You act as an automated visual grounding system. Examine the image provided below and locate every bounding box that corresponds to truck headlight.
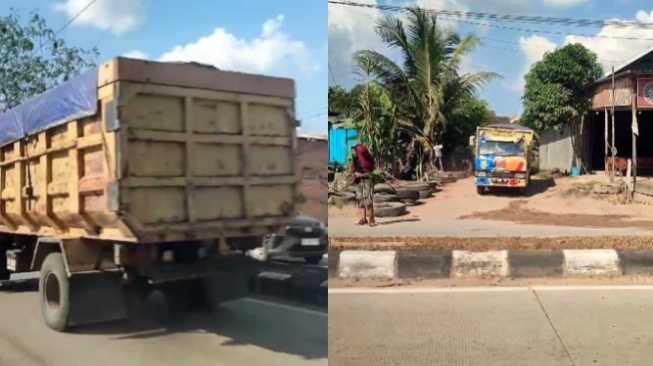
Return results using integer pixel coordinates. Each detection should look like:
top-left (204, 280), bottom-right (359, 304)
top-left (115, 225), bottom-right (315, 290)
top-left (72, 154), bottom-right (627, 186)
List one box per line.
top-left (476, 172), bottom-right (486, 177)
top-left (514, 173), bottom-right (525, 179)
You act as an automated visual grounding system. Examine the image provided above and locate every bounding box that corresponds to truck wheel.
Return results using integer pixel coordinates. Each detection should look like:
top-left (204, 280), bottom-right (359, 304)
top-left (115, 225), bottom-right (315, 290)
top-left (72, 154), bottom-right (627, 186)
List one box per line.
top-left (476, 186), bottom-right (486, 195)
top-left (39, 252), bottom-right (70, 332)
top-left (304, 255), bottom-right (324, 265)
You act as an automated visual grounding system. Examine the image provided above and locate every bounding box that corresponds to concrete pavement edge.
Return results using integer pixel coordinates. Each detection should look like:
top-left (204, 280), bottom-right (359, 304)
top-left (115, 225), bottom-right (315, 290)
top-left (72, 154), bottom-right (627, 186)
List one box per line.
top-left (328, 249), bottom-right (653, 279)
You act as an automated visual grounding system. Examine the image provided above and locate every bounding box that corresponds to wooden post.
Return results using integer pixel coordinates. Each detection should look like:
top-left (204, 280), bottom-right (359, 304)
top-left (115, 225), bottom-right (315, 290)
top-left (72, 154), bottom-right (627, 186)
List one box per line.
top-left (610, 67), bottom-right (616, 182)
top-left (632, 76), bottom-right (638, 193)
top-left (604, 107), bottom-right (608, 172)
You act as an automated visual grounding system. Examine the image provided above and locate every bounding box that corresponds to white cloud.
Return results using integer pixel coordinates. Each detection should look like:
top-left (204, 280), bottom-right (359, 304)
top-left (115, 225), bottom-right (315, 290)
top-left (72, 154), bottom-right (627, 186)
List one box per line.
top-left (510, 35), bottom-right (558, 92)
top-left (520, 35), bottom-right (558, 66)
top-left (123, 50), bottom-right (148, 59)
top-left (542, 0), bottom-right (588, 7)
top-left (328, 0), bottom-right (533, 87)
top-left (159, 15), bottom-right (319, 76)
top-left (52, 0), bottom-right (145, 36)
top-left (513, 9), bottom-right (653, 94)
top-left (565, 11), bottom-right (653, 73)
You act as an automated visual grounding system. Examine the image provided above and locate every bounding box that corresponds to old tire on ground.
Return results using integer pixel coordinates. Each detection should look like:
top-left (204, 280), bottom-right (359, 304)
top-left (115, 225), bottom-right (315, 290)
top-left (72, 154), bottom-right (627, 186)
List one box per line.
top-left (418, 189), bottom-right (433, 199)
top-left (426, 181), bottom-right (439, 190)
top-left (304, 255), bottom-right (324, 265)
top-left (375, 202), bottom-right (407, 217)
top-left (40, 252), bottom-right (71, 332)
top-left (373, 183), bottom-right (395, 194)
top-left (331, 192), bottom-right (356, 206)
top-left (400, 199), bottom-right (417, 206)
top-left (452, 171), bottom-right (468, 179)
top-left (395, 189), bottom-right (419, 200)
top-left (373, 193), bottom-right (399, 203)
top-left (404, 182), bottom-right (431, 192)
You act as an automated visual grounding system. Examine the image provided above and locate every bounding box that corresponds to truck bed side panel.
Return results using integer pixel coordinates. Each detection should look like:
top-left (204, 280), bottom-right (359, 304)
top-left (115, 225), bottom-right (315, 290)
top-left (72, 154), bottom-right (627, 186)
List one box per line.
top-left (0, 58), bottom-right (300, 242)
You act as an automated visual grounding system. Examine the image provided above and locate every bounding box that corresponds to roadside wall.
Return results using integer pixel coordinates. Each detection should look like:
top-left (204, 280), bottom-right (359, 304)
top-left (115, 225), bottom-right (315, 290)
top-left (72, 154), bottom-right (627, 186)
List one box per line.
top-left (297, 135), bottom-right (328, 223)
top-left (539, 126), bottom-right (575, 172)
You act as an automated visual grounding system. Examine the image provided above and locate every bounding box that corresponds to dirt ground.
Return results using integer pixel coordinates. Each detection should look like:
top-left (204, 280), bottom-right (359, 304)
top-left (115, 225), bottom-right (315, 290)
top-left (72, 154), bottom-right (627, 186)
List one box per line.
top-left (328, 174), bottom-right (653, 228)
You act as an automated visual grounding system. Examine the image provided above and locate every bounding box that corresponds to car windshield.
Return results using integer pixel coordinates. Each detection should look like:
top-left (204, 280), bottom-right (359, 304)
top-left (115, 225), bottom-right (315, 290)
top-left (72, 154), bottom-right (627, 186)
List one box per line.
top-left (478, 140), bottom-right (525, 156)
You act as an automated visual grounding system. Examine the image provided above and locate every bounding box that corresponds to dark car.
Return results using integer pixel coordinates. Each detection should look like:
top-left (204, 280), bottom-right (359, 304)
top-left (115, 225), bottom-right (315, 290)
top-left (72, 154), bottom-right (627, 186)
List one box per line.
top-left (256, 215), bottom-right (327, 265)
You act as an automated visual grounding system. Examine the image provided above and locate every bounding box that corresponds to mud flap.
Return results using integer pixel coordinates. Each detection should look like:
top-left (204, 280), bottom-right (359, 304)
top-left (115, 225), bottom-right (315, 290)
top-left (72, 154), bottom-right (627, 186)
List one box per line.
top-left (67, 273), bottom-right (128, 327)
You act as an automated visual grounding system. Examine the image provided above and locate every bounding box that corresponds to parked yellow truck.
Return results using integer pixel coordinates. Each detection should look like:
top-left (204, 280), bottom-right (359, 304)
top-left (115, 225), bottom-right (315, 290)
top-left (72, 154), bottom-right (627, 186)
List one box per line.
top-left (0, 58), bottom-right (301, 331)
top-left (469, 124), bottom-right (535, 195)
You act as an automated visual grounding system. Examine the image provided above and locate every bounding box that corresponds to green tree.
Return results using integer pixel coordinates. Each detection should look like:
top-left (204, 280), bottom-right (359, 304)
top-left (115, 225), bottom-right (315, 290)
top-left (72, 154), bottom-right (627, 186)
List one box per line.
top-left (353, 7), bottom-right (500, 171)
top-left (442, 98), bottom-right (493, 154)
top-left (521, 43), bottom-right (603, 133)
top-left (0, 9), bottom-right (99, 111)
top-left (336, 54), bottom-right (397, 172)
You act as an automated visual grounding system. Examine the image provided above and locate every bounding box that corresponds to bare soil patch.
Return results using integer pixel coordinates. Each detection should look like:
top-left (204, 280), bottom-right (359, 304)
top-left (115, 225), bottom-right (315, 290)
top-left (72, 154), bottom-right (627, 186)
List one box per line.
top-left (328, 236), bottom-right (653, 250)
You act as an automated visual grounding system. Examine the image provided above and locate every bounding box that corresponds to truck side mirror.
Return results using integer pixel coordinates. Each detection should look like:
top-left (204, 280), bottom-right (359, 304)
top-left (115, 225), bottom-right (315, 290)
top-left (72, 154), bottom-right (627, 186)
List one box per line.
top-left (469, 136), bottom-right (475, 146)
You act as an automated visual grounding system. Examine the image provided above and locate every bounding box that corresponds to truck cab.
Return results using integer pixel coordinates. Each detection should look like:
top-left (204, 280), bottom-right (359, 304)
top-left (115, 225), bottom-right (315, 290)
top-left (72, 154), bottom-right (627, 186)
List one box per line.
top-left (470, 124), bottom-right (534, 195)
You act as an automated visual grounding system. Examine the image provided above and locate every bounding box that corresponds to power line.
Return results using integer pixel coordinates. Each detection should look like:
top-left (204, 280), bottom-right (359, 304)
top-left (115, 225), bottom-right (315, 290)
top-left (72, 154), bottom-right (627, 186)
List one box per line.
top-left (441, 16), bottom-right (653, 42)
top-left (328, 63), bottom-right (338, 85)
top-left (30, 0), bottom-right (99, 56)
top-left (329, 1), bottom-right (653, 41)
top-left (328, 4), bottom-right (653, 64)
top-left (328, 0), bottom-right (653, 29)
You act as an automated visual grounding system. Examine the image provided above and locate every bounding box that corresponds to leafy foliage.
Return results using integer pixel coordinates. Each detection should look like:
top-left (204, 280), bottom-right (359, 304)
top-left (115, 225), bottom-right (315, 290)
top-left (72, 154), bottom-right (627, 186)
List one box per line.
top-left (521, 43), bottom-right (603, 132)
top-left (0, 9), bottom-right (99, 111)
top-left (351, 7), bottom-right (500, 171)
top-left (441, 98), bottom-right (494, 153)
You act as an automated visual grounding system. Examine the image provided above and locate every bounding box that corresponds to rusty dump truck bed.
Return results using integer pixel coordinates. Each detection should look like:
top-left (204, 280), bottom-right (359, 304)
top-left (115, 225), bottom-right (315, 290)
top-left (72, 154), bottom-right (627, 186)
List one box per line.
top-left (0, 58), bottom-right (300, 242)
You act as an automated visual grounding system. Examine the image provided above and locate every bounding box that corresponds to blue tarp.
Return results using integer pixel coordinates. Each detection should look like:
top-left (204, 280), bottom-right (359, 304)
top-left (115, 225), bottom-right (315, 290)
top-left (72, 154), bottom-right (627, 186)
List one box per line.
top-left (0, 68), bottom-right (99, 147)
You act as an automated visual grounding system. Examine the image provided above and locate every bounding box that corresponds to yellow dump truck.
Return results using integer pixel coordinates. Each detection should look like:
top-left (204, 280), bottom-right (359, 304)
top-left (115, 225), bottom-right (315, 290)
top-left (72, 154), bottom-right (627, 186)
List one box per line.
top-left (0, 58), bottom-right (300, 331)
top-left (470, 124), bottom-right (535, 195)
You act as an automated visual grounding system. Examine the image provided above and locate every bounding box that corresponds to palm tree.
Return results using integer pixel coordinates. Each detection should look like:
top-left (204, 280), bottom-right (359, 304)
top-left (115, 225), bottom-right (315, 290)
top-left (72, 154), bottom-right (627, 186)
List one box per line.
top-left (354, 7), bottom-right (501, 172)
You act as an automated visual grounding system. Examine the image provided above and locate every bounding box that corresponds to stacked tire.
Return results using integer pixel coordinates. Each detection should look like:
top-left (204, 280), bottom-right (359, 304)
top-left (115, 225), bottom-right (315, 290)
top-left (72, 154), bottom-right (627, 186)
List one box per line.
top-left (369, 182), bottom-right (435, 215)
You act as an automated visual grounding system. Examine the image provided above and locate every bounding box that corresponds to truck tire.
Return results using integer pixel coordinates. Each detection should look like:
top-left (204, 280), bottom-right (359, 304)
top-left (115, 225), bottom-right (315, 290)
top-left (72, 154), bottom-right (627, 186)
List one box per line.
top-left (418, 189), bottom-right (433, 199)
top-left (39, 252), bottom-right (71, 332)
top-left (395, 189), bottom-right (419, 200)
top-left (404, 182), bottom-right (431, 192)
top-left (373, 193), bottom-right (398, 203)
top-left (375, 202), bottom-right (407, 217)
top-left (477, 186), bottom-right (486, 195)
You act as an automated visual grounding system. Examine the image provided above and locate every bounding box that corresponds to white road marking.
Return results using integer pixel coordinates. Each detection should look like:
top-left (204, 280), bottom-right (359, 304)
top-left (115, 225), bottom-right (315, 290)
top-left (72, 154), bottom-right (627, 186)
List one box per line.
top-left (240, 297), bottom-right (327, 317)
top-left (328, 285), bottom-right (653, 294)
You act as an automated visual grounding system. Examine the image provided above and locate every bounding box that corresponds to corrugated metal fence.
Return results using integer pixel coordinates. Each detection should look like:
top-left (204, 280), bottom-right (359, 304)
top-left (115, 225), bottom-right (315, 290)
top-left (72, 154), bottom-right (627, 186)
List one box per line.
top-left (329, 128), bottom-right (358, 164)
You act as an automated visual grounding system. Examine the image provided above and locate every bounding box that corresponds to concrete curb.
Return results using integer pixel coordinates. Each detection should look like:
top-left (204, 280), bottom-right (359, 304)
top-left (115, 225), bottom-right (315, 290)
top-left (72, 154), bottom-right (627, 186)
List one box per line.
top-left (328, 249), bottom-right (653, 279)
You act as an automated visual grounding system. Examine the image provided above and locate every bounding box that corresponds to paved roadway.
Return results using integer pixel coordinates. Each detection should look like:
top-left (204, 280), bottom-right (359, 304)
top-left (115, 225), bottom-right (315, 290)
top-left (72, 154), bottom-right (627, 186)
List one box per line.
top-left (0, 276), bottom-right (327, 366)
top-left (328, 218), bottom-right (653, 237)
top-left (329, 286), bottom-right (653, 366)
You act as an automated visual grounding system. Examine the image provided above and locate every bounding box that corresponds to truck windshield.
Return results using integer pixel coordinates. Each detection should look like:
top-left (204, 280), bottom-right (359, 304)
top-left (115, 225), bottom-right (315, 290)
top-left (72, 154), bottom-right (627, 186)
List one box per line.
top-left (478, 140), bottom-right (525, 156)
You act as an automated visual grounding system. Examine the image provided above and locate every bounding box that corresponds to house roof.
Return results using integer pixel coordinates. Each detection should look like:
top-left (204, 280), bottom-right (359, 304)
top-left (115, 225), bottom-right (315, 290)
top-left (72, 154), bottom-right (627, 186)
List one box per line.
top-left (600, 44), bottom-right (653, 79)
top-left (298, 133), bottom-right (327, 141)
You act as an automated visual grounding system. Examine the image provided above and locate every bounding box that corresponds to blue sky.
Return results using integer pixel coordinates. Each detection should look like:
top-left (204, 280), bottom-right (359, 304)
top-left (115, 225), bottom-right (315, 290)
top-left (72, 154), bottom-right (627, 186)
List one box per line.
top-left (3, 0), bottom-right (327, 133)
top-left (328, 0), bottom-right (653, 117)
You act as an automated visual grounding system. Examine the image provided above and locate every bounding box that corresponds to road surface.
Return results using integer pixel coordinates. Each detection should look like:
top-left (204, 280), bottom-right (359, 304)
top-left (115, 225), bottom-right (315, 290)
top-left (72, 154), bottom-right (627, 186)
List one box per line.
top-left (0, 282), bottom-right (327, 366)
top-left (329, 286), bottom-right (653, 365)
top-left (328, 218), bottom-right (653, 237)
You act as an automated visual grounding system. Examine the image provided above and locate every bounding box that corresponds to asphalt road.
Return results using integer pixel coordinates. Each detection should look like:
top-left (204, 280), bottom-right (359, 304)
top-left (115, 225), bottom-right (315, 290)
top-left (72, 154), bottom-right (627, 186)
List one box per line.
top-left (329, 287), bottom-right (653, 366)
top-left (0, 282), bottom-right (327, 366)
top-left (328, 218), bottom-right (653, 237)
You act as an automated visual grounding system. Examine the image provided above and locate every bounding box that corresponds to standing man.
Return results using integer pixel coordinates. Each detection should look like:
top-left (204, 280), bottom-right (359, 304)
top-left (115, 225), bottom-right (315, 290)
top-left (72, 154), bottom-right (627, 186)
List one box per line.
top-left (351, 144), bottom-right (376, 226)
